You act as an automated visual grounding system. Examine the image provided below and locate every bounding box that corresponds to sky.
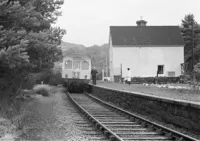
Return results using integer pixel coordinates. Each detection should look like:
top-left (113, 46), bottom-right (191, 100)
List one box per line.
top-left (55, 0), bottom-right (200, 47)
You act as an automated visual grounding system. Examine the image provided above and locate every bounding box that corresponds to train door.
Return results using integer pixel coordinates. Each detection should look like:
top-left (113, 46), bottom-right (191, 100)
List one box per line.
top-left (73, 60), bottom-right (81, 78)
top-left (81, 60), bottom-right (90, 79)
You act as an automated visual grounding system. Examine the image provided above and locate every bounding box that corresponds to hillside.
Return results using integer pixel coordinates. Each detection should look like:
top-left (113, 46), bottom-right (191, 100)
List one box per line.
top-left (61, 41), bottom-right (109, 78)
top-left (61, 41), bottom-right (86, 54)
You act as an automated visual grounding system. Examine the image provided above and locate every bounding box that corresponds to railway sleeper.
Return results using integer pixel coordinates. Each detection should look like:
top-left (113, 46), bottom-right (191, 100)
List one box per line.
top-left (86, 136), bottom-right (108, 140)
top-left (105, 125), bottom-right (143, 128)
top-left (97, 119), bottom-right (131, 122)
top-left (122, 136), bottom-right (172, 140)
top-left (88, 137), bottom-right (109, 141)
top-left (102, 122), bottom-right (139, 126)
top-left (111, 128), bottom-right (148, 132)
top-left (70, 93), bottom-right (199, 141)
top-left (117, 133), bottom-right (163, 138)
top-left (93, 116), bottom-right (125, 119)
top-left (82, 131), bottom-right (102, 134)
top-left (87, 111), bottom-right (118, 113)
top-left (114, 131), bottom-right (157, 135)
top-left (77, 125), bottom-right (94, 128)
top-left (92, 114), bottom-right (122, 117)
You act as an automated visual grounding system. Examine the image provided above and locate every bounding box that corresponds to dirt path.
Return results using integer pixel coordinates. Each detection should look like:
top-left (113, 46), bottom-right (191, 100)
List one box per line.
top-left (19, 87), bottom-right (88, 141)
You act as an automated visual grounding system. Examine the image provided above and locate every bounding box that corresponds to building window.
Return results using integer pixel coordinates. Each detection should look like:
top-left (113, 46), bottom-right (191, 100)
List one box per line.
top-left (65, 60), bottom-right (72, 69)
top-left (157, 65), bottom-right (164, 74)
top-left (168, 71), bottom-right (175, 77)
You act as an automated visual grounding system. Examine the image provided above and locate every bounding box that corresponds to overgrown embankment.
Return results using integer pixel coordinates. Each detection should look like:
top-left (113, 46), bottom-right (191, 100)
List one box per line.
top-left (19, 85), bottom-right (88, 141)
top-left (1, 85), bottom-right (90, 140)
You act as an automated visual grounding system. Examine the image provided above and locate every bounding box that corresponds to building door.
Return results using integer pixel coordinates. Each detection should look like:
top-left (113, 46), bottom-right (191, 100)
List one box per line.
top-left (157, 65), bottom-right (164, 76)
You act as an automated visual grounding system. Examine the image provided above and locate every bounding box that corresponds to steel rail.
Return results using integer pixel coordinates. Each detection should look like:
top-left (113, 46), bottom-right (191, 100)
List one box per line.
top-left (67, 92), bottom-right (124, 141)
top-left (85, 92), bottom-right (200, 141)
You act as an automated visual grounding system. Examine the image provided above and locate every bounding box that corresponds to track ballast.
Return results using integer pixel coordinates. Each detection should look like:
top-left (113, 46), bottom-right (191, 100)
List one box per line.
top-left (67, 95), bottom-right (109, 141)
top-left (68, 93), bottom-right (199, 141)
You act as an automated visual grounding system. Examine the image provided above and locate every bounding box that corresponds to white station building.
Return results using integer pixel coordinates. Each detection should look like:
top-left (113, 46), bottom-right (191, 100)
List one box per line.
top-left (109, 20), bottom-right (184, 81)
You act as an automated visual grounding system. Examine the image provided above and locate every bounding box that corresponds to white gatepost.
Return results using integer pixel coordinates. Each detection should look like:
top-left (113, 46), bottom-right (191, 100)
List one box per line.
top-left (102, 69), bottom-right (104, 81)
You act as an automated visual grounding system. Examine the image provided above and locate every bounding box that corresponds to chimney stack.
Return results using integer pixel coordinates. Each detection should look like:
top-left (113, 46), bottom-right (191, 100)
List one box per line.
top-left (136, 19), bottom-right (147, 26)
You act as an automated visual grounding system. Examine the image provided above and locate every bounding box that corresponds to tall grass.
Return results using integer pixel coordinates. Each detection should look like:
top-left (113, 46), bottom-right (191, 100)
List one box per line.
top-left (0, 84), bottom-right (55, 138)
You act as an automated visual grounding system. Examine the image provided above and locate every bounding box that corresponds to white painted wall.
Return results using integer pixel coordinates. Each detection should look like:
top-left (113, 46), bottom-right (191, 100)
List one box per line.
top-left (111, 46), bottom-right (184, 78)
top-left (109, 35), bottom-right (114, 81)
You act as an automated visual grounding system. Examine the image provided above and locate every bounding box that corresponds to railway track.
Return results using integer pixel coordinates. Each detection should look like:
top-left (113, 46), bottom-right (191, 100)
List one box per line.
top-left (68, 92), bottom-right (199, 141)
top-left (66, 96), bottom-right (109, 141)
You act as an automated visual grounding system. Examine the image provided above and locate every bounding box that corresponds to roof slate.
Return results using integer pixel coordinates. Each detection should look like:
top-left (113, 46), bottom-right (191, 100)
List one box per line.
top-left (110, 26), bottom-right (184, 46)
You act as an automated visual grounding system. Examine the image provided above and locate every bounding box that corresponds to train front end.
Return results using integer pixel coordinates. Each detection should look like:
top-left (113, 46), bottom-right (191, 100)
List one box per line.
top-left (62, 54), bottom-right (91, 93)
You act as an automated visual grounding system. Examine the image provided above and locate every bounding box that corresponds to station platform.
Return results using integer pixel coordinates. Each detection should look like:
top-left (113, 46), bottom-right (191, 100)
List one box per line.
top-left (96, 81), bottom-right (200, 102)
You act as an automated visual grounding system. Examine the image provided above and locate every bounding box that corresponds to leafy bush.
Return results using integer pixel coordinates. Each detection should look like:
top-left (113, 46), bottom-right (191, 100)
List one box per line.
top-left (114, 75), bottom-right (181, 84)
top-left (49, 72), bottom-right (64, 86)
top-left (22, 78), bottom-right (36, 89)
top-left (33, 85), bottom-right (50, 97)
top-left (131, 77), bottom-right (180, 84)
top-left (34, 69), bottom-right (64, 86)
top-left (11, 111), bottom-right (32, 130)
top-left (22, 73), bottom-right (42, 90)
top-left (114, 75), bottom-right (122, 83)
top-left (194, 63), bottom-right (200, 82)
top-left (36, 88), bottom-right (49, 96)
top-left (4, 97), bottom-right (32, 130)
top-left (35, 71), bottom-right (51, 84)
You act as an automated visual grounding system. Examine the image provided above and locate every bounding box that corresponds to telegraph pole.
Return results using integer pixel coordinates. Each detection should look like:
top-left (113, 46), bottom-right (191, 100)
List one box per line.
top-left (192, 19), bottom-right (194, 73)
top-left (191, 18), bottom-right (195, 88)
top-left (102, 62), bottom-right (104, 81)
top-left (105, 55), bottom-right (107, 78)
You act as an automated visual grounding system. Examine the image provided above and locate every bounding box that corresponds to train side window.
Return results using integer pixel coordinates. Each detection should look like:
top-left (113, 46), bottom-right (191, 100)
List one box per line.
top-left (65, 60), bottom-right (72, 69)
top-left (82, 61), bottom-right (89, 70)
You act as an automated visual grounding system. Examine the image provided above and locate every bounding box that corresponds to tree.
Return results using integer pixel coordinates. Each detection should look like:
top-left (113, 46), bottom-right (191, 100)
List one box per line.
top-left (25, 27), bottom-right (65, 72)
top-left (181, 14), bottom-right (200, 73)
top-left (0, 0), bottom-right (65, 112)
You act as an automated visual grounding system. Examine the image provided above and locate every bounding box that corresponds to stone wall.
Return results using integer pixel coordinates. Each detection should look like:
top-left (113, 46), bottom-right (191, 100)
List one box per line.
top-left (89, 85), bottom-right (200, 132)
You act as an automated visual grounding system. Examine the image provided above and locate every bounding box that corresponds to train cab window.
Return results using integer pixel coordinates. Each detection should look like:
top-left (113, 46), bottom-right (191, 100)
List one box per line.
top-left (82, 61), bottom-right (89, 70)
top-left (65, 60), bottom-right (72, 69)
top-left (73, 61), bottom-right (80, 70)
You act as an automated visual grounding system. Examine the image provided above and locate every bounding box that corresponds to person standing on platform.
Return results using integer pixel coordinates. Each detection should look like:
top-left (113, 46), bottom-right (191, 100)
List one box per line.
top-left (91, 66), bottom-right (98, 85)
top-left (127, 68), bottom-right (131, 85)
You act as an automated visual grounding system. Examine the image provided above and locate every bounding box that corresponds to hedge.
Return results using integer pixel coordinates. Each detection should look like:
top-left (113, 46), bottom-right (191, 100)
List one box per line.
top-left (114, 75), bottom-right (181, 84)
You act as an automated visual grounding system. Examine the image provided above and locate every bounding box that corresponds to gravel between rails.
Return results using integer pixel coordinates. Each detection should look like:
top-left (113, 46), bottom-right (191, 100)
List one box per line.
top-left (18, 87), bottom-right (90, 141)
top-left (96, 82), bottom-right (200, 139)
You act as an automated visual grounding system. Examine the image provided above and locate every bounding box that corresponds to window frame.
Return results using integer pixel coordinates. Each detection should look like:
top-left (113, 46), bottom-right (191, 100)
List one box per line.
top-left (81, 60), bottom-right (89, 70)
top-left (168, 71), bottom-right (175, 77)
top-left (64, 60), bottom-right (72, 69)
top-left (157, 65), bottom-right (164, 74)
